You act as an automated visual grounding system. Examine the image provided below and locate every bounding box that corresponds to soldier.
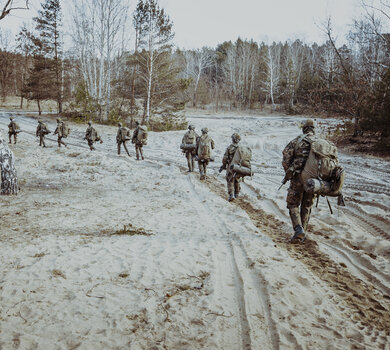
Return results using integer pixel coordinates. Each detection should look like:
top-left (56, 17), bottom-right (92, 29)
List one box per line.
top-left (54, 118), bottom-right (67, 148)
top-left (220, 133), bottom-right (242, 201)
top-left (8, 117), bottom-right (20, 144)
top-left (116, 122), bottom-right (131, 156)
top-left (84, 121), bottom-right (103, 151)
top-left (132, 121), bottom-right (147, 160)
top-left (36, 119), bottom-right (50, 147)
top-left (282, 119), bottom-right (317, 243)
top-left (196, 127), bottom-right (215, 180)
top-left (181, 124), bottom-right (199, 172)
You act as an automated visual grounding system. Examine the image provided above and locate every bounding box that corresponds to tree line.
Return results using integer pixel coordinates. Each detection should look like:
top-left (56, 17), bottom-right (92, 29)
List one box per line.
top-left (0, 0), bottom-right (390, 149)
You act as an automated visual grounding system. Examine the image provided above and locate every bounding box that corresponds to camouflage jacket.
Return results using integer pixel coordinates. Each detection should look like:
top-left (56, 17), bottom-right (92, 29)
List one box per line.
top-left (282, 131), bottom-right (315, 174)
top-left (85, 126), bottom-right (98, 142)
top-left (36, 123), bottom-right (49, 136)
top-left (54, 122), bottom-right (63, 137)
top-left (8, 121), bottom-right (18, 133)
top-left (117, 127), bottom-right (130, 143)
top-left (222, 143), bottom-right (239, 169)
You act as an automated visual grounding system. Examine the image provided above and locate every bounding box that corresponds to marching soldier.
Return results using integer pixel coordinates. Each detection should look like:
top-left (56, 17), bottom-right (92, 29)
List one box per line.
top-left (36, 119), bottom-right (50, 147)
top-left (117, 122), bottom-right (131, 156)
top-left (8, 117), bottom-right (20, 144)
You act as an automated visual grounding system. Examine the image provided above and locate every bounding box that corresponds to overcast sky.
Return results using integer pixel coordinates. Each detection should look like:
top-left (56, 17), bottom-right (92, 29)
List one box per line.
top-left (0, 0), bottom-right (362, 49)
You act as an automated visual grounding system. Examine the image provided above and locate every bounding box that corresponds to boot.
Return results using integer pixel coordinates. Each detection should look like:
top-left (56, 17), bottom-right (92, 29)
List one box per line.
top-left (228, 194), bottom-right (235, 202)
top-left (234, 191), bottom-right (239, 199)
top-left (290, 225), bottom-right (306, 243)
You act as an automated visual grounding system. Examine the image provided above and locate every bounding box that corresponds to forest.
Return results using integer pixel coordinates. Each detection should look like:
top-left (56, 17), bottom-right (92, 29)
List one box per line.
top-left (1, 0), bottom-right (390, 151)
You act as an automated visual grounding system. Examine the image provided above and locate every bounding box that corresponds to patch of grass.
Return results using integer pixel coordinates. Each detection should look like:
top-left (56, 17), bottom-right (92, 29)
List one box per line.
top-left (32, 252), bottom-right (45, 258)
top-left (52, 269), bottom-right (66, 279)
top-left (118, 272), bottom-right (129, 278)
top-left (68, 152), bottom-right (81, 158)
top-left (108, 224), bottom-right (152, 236)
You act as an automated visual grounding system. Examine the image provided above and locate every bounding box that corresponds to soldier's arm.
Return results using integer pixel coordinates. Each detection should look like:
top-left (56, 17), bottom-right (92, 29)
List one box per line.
top-left (211, 139), bottom-right (215, 149)
top-left (282, 139), bottom-right (296, 172)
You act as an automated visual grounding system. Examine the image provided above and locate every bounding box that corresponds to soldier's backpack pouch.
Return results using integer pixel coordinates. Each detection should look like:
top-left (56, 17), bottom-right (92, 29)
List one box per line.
top-left (62, 122), bottom-right (70, 138)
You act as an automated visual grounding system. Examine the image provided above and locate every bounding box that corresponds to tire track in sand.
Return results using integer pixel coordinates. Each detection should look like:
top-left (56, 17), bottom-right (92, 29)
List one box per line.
top-left (205, 180), bottom-right (390, 337)
top-left (186, 174), bottom-right (279, 350)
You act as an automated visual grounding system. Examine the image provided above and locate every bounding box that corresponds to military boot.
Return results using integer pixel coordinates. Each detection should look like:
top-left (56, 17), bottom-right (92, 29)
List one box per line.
top-left (290, 225), bottom-right (306, 243)
top-left (228, 193), bottom-right (235, 202)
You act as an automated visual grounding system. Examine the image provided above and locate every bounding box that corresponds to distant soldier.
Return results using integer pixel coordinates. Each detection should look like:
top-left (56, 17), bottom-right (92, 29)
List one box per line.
top-left (36, 119), bottom-right (51, 147)
top-left (282, 119), bottom-right (317, 243)
top-left (181, 124), bottom-right (199, 172)
top-left (196, 127), bottom-right (215, 180)
top-left (8, 117), bottom-right (20, 144)
top-left (54, 118), bottom-right (68, 148)
top-left (116, 122), bottom-right (131, 156)
top-left (132, 121), bottom-right (148, 160)
top-left (220, 133), bottom-right (242, 201)
top-left (84, 121), bottom-right (103, 151)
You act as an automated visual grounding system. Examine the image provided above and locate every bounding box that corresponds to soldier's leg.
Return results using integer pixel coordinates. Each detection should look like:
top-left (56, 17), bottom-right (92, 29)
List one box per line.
top-left (88, 140), bottom-right (94, 150)
top-left (39, 135), bottom-right (43, 146)
top-left (300, 192), bottom-right (315, 231)
top-left (199, 161), bottom-right (204, 179)
top-left (204, 160), bottom-right (209, 177)
top-left (42, 136), bottom-right (46, 147)
top-left (140, 145), bottom-right (144, 160)
top-left (117, 142), bottom-right (121, 155)
top-left (135, 145), bottom-right (140, 160)
top-left (191, 153), bottom-right (195, 172)
top-left (14, 133), bottom-right (17, 144)
top-left (186, 152), bottom-right (192, 171)
top-left (286, 178), bottom-right (304, 233)
top-left (57, 136), bottom-right (61, 147)
top-left (8, 132), bottom-right (12, 144)
top-left (123, 142), bottom-right (131, 157)
top-left (234, 178), bottom-right (241, 197)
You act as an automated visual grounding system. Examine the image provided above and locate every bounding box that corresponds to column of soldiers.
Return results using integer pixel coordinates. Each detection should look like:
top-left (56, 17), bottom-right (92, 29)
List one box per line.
top-left (7, 115), bottom-right (342, 244)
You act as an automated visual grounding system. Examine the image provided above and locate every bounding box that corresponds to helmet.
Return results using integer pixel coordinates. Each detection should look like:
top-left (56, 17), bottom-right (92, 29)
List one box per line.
top-left (231, 133), bottom-right (241, 143)
top-left (201, 127), bottom-right (208, 134)
top-left (188, 124), bottom-right (195, 130)
top-left (10, 116), bottom-right (14, 120)
top-left (135, 121), bottom-right (140, 126)
top-left (38, 119), bottom-right (42, 123)
top-left (87, 121), bottom-right (92, 125)
top-left (302, 119), bottom-right (315, 130)
top-left (56, 118), bottom-right (62, 122)
top-left (118, 122), bottom-right (122, 127)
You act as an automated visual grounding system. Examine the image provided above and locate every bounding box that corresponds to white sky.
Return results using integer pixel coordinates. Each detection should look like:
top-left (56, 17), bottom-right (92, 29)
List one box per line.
top-left (0, 0), bottom-right (362, 49)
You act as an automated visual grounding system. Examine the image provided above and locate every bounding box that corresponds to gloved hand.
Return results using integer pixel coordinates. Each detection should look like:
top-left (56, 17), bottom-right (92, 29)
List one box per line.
top-left (100, 140), bottom-right (103, 144)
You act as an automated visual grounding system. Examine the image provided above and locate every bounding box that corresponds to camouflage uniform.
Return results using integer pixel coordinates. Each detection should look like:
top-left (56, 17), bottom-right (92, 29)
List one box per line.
top-left (36, 120), bottom-right (50, 147)
top-left (282, 119), bottom-right (316, 242)
top-left (84, 122), bottom-right (102, 151)
top-left (117, 123), bottom-right (131, 157)
top-left (181, 125), bottom-right (199, 172)
top-left (132, 122), bottom-right (144, 160)
top-left (8, 117), bottom-right (19, 144)
top-left (197, 128), bottom-right (215, 180)
top-left (221, 133), bottom-right (241, 201)
top-left (54, 118), bottom-right (67, 148)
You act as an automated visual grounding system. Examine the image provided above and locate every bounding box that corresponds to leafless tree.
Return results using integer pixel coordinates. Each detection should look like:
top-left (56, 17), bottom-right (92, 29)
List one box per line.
top-left (263, 43), bottom-right (281, 107)
top-left (0, 0), bottom-right (29, 20)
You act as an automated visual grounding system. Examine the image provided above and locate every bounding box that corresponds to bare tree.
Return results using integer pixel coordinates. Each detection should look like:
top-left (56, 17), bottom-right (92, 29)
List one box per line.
top-left (0, 0), bottom-right (29, 20)
top-left (263, 43), bottom-right (281, 107)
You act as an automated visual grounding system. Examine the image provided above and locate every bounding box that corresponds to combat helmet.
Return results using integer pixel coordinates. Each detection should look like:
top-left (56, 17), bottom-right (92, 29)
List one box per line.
top-left (87, 120), bottom-right (92, 126)
top-left (188, 124), bottom-right (195, 130)
top-left (56, 117), bottom-right (62, 122)
top-left (118, 122), bottom-right (122, 127)
top-left (10, 116), bottom-right (14, 120)
top-left (231, 133), bottom-right (241, 143)
top-left (302, 118), bottom-right (315, 132)
top-left (201, 127), bottom-right (208, 134)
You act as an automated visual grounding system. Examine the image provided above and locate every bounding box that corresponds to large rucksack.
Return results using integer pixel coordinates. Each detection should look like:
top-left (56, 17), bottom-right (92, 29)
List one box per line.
top-left (230, 146), bottom-right (253, 177)
top-left (197, 135), bottom-right (211, 160)
top-left (300, 137), bottom-right (345, 196)
top-left (137, 125), bottom-right (148, 145)
top-left (62, 122), bottom-right (70, 138)
top-left (120, 127), bottom-right (131, 142)
top-left (183, 130), bottom-right (196, 144)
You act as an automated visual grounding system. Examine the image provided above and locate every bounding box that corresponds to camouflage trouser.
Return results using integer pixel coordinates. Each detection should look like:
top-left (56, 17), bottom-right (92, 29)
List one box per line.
top-left (8, 132), bottom-right (17, 144)
top-left (185, 151), bottom-right (195, 172)
top-left (57, 136), bottom-right (66, 148)
top-left (39, 135), bottom-right (46, 147)
top-left (198, 159), bottom-right (209, 178)
top-left (118, 141), bottom-right (130, 156)
top-left (286, 175), bottom-right (315, 231)
top-left (135, 143), bottom-right (144, 160)
top-left (226, 170), bottom-right (241, 195)
top-left (87, 139), bottom-right (95, 151)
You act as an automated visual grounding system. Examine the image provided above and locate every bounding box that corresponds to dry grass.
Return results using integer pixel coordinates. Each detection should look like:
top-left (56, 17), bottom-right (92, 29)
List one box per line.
top-left (108, 224), bottom-right (152, 237)
top-left (52, 269), bottom-right (66, 279)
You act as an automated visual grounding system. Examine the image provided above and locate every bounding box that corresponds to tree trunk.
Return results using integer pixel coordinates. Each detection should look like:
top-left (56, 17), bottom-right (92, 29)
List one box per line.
top-left (20, 96), bottom-right (23, 109)
top-left (0, 137), bottom-right (18, 195)
top-left (37, 100), bottom-right (41, 115)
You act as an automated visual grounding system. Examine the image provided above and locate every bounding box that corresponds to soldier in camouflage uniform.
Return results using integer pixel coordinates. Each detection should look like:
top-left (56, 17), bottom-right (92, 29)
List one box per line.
top-left (196, 127), bottom-right (215, 180)
top-left (54, 118), bottom-right (67, 148)
top-left (282, 119), bottom-right (316, 243)
top-left (181, 124), bottom-right (199, 172)
top-left (117, 122), bottom-right (131, 157)
top-left (36, 119), bottom-right (50, 147)
top-left (8, 117), bottom-right (19, 144)
top-left (220, 133), bottom-right (241, 201)
top-left (84, 121), bottom-right (103, 151)
top-left (132, 121), bottom-right (144, 160)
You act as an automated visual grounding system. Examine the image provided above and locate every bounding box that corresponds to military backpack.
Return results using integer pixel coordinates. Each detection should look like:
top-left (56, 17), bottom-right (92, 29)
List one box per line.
top-left (62, 122), bottom-right (70, 138)
top-left (137, 125), bottom-right (148, 145)
top-left (197, 135), bottom-right (212, 160)
top-left (230, 146), bottom-right (253, 177)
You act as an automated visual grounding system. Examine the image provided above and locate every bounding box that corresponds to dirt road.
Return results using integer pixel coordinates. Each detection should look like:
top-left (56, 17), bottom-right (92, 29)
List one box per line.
top-left (0, 111), bottom-right (389, 349)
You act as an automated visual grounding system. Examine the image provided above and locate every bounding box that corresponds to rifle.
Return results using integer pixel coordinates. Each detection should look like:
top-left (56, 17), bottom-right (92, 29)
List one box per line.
top-left (278, 169), bottom-right (294, 190)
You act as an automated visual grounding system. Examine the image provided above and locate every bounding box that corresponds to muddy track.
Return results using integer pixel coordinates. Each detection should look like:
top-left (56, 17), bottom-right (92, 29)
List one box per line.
top-left (205, 180), bottom-right (390, 336)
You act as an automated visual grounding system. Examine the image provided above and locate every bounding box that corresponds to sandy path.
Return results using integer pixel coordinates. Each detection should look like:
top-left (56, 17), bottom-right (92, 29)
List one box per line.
top-left (0, 111), bottom-right (389, 349)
